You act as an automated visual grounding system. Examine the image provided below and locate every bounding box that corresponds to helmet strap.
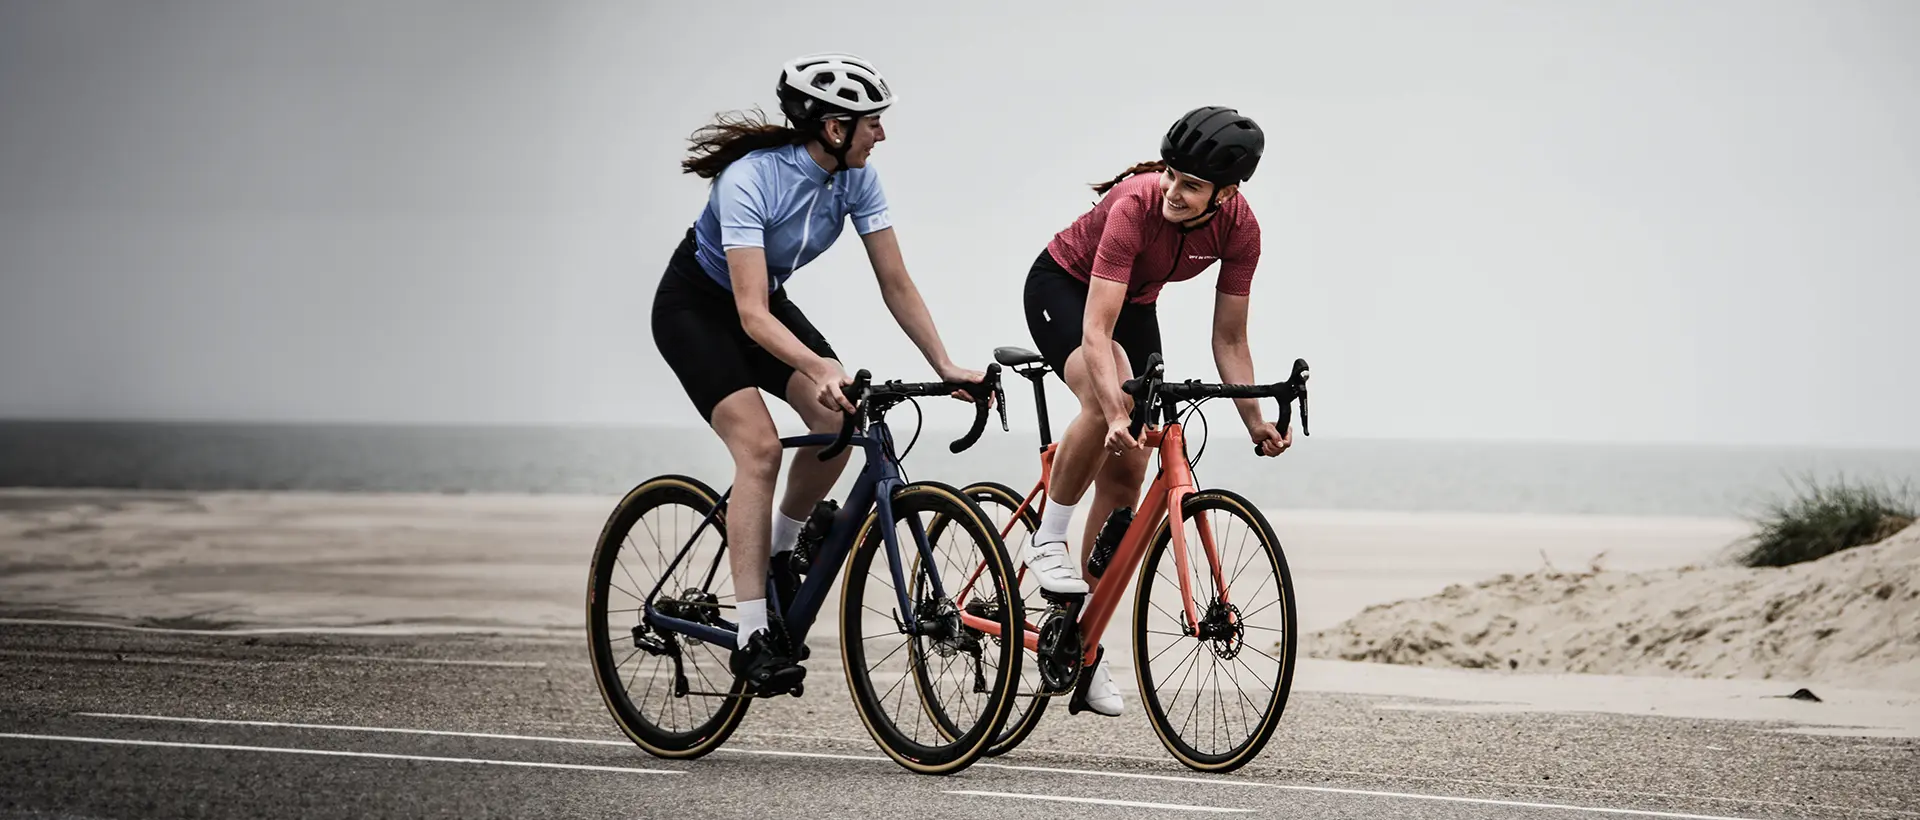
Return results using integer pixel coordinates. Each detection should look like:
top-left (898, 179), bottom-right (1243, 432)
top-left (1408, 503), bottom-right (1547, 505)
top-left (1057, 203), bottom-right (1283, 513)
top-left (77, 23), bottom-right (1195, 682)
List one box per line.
top-left (815, 116), bottom-right (854, 179)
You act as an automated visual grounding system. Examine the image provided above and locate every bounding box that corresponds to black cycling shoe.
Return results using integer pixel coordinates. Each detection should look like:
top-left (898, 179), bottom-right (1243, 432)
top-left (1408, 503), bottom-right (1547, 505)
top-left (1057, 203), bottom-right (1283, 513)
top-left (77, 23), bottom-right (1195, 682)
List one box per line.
top-left (730, 628), bottom-right (806, 695)
top-left (787, 498), bottom-right (838, 575)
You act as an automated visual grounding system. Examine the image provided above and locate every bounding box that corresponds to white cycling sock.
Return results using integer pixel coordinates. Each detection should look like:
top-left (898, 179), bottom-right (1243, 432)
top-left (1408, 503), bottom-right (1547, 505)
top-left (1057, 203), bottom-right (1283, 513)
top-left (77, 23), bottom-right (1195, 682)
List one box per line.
top-left (735, 598), bottom-right (768, 649)
top-left (771, 510), bottom-right (806, 556)
top-left (1035, 497), bottom-right (1077, 546)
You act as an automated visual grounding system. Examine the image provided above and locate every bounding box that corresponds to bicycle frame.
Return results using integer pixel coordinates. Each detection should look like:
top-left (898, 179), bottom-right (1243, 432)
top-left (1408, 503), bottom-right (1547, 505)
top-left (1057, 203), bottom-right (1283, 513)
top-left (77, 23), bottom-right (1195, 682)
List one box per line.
top-left (958, 419), bottom-right (1231, 667)
top-left (639, 420), bottom-right (944, 650)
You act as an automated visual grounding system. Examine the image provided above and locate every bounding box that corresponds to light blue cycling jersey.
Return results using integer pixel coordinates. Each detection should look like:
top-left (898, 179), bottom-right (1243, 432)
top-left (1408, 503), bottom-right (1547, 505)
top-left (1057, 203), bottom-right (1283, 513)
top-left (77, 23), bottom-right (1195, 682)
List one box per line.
top-left (692, 142), bottom-right (892, 291)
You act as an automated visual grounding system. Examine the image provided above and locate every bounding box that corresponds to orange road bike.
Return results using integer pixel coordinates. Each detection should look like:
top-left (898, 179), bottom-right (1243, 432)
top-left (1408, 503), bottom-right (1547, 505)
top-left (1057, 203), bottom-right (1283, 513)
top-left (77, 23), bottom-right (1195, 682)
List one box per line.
top-left (940, 348), bottom-right (1307, 772)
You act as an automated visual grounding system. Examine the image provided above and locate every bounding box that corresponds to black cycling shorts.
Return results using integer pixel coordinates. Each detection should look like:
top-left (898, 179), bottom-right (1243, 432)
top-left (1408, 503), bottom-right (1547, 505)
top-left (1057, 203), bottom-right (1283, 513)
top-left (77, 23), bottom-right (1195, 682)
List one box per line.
top-left (652, 229), bottom-right (838, 421)
top-left (1023, 248), bottom-right (1162, 382)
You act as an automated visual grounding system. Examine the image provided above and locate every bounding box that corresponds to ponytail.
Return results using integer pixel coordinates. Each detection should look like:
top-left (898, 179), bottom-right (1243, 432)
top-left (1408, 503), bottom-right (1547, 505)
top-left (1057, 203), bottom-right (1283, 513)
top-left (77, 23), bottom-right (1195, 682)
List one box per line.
top-left (682, 108), bottom-right (809, 179)
top-left (1091, 160), bottom-right (1166, 195)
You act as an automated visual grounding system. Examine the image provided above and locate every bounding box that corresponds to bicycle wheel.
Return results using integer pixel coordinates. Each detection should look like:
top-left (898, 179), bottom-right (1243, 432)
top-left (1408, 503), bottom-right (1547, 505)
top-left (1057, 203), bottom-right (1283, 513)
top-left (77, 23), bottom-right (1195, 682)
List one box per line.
top-left (1133, 488), bottom-right (1297, 773)
top-left (841, 481), bottom-right (1022, 775)
top-left (588, 474), bottom-right (750, 759)
top-left (941, 481), bottom-right (1049, 757)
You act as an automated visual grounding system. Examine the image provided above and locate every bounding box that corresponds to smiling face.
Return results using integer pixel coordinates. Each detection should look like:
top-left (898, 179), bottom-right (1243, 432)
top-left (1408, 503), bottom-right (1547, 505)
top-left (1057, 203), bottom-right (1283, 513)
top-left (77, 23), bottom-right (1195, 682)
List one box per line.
top-left (1158, 167), bottom-right (1237, 223)
top-left (826, 114), bottom-right (886, 167)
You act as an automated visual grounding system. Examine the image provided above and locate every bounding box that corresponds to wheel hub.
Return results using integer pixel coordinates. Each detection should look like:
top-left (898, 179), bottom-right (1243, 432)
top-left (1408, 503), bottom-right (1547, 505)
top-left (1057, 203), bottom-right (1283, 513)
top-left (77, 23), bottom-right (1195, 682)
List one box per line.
top-left (917, 596), bottom-right (978, 658)
top-left (655, 587), bottom-right (722, 647)
top-left (1197, 600), bottom-right (1246, 660)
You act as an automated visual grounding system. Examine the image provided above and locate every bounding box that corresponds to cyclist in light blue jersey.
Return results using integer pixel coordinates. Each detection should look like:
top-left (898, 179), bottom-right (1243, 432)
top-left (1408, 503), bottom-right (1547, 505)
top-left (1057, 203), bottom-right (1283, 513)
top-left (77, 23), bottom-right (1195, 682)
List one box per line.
top-left (651, 53), bottom-right (981, 690)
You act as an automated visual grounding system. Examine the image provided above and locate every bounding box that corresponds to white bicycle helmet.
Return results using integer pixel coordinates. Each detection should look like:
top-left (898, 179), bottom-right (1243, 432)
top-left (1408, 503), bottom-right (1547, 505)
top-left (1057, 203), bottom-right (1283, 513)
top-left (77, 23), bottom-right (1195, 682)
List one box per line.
top-left (777, 52), bottom-right (894, 125)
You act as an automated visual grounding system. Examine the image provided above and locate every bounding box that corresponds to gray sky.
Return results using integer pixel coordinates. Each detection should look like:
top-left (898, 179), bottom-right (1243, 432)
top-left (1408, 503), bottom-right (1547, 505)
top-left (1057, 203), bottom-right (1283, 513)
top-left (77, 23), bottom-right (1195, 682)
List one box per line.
top-left (2, 0), bottom-right (1916, 446)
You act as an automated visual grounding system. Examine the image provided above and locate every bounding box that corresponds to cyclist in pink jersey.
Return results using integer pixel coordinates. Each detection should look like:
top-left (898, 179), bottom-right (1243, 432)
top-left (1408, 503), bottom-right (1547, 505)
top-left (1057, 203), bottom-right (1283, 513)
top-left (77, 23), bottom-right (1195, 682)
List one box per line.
top-left (1018, 107), bottom-right (1292, 717)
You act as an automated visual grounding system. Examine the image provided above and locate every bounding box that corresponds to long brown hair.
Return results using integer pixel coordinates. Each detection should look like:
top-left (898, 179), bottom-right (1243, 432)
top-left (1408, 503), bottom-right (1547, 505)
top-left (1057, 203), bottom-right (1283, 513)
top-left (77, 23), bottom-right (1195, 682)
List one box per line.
top-left (1091, 160), bottom-right (1166, 194)
top-left (682, 108), bottom-right (809, 179)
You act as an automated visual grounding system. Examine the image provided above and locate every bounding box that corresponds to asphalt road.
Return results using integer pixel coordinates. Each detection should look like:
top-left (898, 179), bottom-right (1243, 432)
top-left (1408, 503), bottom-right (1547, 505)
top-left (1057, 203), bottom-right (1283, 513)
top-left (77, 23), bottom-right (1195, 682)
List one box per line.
top-left (4, 621), bottom-right (1915, 820)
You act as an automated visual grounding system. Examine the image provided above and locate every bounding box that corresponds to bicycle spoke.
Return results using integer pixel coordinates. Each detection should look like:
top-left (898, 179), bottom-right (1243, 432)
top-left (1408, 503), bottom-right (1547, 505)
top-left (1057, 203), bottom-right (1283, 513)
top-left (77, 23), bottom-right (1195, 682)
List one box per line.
top-left (867, 634), bottom-right (913, 669)
top-left (1240, 597), bottom-right (1283, 622)
top-left (1210, 655), bottom-right (1223, 752)
top-left (610, 645), bottom-right (640, 669)
top-left (1225, 522), bottom-right (1254, 590)
top-left (1244, 643), bottom-right (1285, 667)
top-left (1148, 597), bottom-right (1184, 628)
top-left (607, 580), bottom-right (642, 603)
top-left (636, 513), bottom-right (669, 585)
top-left (1227, 528), bottom-right (1263, 589)
top-left (629, 533), bottom-right (660, 595)
top-left (1147, 634), bottom-right (1190, 665)
top-left (1179, 649), bottom-right (1206, 739)
top-left (1237, 558), bottom-right (1279, 609)
top-left (1234, 656), bottom-right (1250, 745)
top-left (1161, 641), bottom-right (1205, 706)
top-left (1231, 654), bottom-right (1277, 704)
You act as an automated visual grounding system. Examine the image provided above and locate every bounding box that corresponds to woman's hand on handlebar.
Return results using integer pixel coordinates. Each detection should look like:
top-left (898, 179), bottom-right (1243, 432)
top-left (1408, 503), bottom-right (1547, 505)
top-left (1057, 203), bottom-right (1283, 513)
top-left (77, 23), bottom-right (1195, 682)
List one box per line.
top-left (1250, 420), bottom-right (1292, 457)
top-left (934, 360), bottom-right (986, 402)
top-left (1104, 415), bottom-right (1142, 458)
top-left (810, 360), bottom-right (858, 414)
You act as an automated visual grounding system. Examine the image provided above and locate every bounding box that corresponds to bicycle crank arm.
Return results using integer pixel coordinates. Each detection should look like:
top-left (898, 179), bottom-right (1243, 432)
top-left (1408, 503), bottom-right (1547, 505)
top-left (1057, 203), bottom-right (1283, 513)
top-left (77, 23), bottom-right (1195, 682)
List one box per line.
top-left (1065, 644), bottom-right (1106, 716)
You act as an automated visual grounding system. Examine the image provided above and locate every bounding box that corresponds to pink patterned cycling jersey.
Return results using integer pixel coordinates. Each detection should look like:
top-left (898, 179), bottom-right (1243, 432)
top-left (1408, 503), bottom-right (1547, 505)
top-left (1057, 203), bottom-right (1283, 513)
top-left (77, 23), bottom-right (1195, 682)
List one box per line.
top-left (1044, 172), bottom-right (1261, 305)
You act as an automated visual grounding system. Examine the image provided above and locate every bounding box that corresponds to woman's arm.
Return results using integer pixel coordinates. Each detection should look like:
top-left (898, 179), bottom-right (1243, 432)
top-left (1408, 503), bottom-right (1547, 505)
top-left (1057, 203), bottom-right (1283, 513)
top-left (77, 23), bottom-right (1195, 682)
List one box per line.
top-left (861, 227), bottom-right (980, 387)
top-left (1212, 290), bottom-right (1289, 456)
top-left (728, 246), bottom-right (855, 412)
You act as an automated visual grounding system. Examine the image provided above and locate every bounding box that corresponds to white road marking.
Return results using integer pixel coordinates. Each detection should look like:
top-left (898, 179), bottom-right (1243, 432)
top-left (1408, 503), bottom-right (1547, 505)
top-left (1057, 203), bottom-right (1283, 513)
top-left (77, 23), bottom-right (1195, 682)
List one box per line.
top-left (76, 713), bottom-right (629, 746)
top-left (0, 733), bottom-right (679, 775)
top-left (3, 647), bottom-right (549, 670)
top-left (313, 655), bottom-right (549, 669)
top-left (0, 649), bottom-right (253, 667)
top-left (947, 790), bottom-right (1250, 813)
top-left (66, 713), bottom-right (1824, 819)
top-left (973, 763), bottom-right (1775, 820)
top-left (0, 617), bottom-right (558, 638)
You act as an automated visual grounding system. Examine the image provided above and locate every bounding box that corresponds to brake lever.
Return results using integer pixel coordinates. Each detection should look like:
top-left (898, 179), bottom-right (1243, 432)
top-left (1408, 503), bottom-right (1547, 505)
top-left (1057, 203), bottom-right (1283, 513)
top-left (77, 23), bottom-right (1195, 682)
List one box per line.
top-left (1293, 358), bottom-right (1311, 438)
top-left (1256, 359), bottom-right (1314, 456)
top-left (993, 378), bottom-right (1009, 433)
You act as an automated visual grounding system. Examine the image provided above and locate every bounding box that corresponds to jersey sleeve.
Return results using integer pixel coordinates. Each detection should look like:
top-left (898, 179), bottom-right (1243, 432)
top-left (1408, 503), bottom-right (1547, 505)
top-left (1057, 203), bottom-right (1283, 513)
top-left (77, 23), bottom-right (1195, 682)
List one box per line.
top-left (1215, 201), bottom-right (1261, 297)
top-left (1088, 191), bottom-right (1149, 287)
top-left (848, 167), bottom-right (893, 235)
top-left (714, 163), bottom-right (772, 251)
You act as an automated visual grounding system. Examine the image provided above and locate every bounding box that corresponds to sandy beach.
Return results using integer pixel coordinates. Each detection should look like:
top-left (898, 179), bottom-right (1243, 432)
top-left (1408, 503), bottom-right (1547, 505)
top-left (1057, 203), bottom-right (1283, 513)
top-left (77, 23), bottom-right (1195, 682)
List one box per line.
top-left (0, 489), bottom-right (1748, 633)
top-left (8, 487), bottom-right (1914, 740)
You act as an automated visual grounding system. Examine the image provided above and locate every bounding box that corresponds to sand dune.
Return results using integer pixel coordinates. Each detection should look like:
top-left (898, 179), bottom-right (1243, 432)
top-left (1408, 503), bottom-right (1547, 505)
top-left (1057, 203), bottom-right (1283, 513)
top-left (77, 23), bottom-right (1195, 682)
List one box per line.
top-left (1306, 522), bottom-right (1920, 692)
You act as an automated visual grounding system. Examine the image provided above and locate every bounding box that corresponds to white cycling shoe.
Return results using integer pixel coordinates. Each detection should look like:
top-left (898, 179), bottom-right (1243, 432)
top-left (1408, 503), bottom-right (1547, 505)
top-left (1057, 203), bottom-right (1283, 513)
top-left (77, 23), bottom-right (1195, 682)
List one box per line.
top-left (1083, 651), bottom-right (1124, 717)
top-left (1023, 539), bottom-right (1089, 595)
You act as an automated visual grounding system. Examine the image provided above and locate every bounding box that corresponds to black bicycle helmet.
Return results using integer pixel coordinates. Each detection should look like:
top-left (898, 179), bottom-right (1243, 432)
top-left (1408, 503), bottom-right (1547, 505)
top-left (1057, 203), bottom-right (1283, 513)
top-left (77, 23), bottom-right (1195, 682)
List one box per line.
top-left (1160, 106), bottom-right (1264, 187)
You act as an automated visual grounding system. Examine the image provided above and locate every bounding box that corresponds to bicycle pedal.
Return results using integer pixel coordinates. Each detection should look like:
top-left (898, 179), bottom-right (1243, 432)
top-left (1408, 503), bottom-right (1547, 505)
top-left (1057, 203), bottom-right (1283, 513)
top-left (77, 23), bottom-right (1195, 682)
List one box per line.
top-left (1038, 589), bottom-right (1088, 607)
top-left (751, 664), bottom-right (807, 698)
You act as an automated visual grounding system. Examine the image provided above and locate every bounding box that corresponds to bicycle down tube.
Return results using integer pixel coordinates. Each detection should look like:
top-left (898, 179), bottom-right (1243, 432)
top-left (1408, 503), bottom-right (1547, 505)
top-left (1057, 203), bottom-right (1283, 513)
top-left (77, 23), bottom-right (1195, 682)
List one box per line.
top-left (640, 424), bottom-right (935, 651)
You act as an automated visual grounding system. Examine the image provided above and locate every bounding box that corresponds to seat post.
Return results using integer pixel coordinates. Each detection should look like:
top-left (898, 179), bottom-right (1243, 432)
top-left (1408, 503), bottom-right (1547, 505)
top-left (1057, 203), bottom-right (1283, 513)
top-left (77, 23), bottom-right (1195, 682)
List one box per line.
top-left (1022, 368), bottom-right (1052, 450)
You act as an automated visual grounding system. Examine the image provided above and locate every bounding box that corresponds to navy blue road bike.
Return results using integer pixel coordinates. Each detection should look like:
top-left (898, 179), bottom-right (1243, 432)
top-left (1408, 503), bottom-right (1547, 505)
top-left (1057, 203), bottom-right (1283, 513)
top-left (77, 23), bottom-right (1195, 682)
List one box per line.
top-left (588, 365), bottom-right (1024, 775)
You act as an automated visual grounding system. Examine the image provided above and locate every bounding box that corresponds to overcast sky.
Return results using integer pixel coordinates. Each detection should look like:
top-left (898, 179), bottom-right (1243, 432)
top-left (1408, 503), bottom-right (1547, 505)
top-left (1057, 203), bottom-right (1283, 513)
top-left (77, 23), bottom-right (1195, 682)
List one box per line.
top-left (1, 0), bottom-right (1915, 447)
